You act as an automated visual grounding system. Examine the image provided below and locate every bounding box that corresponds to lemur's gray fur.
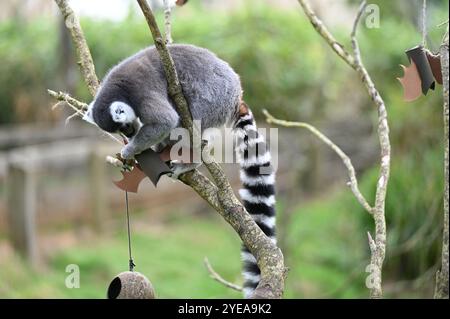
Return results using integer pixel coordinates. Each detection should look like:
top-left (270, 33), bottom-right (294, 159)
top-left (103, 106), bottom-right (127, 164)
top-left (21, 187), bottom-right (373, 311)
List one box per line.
top-left (85, 44), bottom-right (276, 298)
top-left (85, 44), bottom-right (242, 161)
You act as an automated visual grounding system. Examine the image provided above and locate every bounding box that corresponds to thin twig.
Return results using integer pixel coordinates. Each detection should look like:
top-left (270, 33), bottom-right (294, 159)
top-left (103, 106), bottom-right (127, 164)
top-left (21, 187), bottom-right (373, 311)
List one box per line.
top-left (296, 0), bottom-right (356, 69)
top-left (422, 0), bottom-right (427, 47)
top-left (264, 110), bottom-right (373, 214)
top-left (437, 19), bottom-right (449, 28)
top-left (64, 111), bottom-right (82, 125)
top-left (204, 257), bottom-right (243, 292)
top-left (351, 0), bottom-right (367, 38)
top-left (296, 0), bottom-right (390, 298)
top-left (48, 89), bottom-right (123, 145)
top-left (351, 1), bottom-right (389, 299)
top-left (48, 89), bottom-right (88, 111)
top-left (163, 0), bottom-right (173, 44)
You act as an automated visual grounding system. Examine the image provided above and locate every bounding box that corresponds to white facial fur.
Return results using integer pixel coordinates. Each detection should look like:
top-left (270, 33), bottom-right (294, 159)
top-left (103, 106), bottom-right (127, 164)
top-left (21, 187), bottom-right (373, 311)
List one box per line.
top-left (110, 101), bottom-right (136, 123)
top-left (83, 102), bottom-right (95, 124)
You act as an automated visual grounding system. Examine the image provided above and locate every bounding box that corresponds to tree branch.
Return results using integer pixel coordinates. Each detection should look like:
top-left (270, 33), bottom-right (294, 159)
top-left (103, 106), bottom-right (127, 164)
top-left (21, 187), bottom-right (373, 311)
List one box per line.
top-left (435, 27), bottom-right (449, 300)
top-left (204, 257), bottom-right (243, 292)
top-left (163, 0), bottom-right (173, 44)
top-left (136, 0), bottom-right (193, 131)
top-left (296, 0), bottom-right (356, 69)
top-left (263, 110), bottom-right (373, 214)
top-left (351, 1), bottom-right (389, 299)
top-left (291, 0), bottom-right (390, 298)
top-left (48, 89), bottom-right (123, 145)
top-left (54, 0), bottom-right (100, 96)
top-left (135, 0), bottom-right (286, 299)
top-left (48, 89), bottom-right (88, 111)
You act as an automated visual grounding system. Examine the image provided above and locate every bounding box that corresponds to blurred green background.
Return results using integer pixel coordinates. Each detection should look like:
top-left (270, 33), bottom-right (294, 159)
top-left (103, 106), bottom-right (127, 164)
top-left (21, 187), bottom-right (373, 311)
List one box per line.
top-left (0, 0), bottom-right (448, 298)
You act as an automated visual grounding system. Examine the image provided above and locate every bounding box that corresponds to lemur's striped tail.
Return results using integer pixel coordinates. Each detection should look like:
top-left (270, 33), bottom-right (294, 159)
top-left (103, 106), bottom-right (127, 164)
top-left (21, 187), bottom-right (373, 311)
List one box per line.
top-left (233, 102), bottom-right (276, 298)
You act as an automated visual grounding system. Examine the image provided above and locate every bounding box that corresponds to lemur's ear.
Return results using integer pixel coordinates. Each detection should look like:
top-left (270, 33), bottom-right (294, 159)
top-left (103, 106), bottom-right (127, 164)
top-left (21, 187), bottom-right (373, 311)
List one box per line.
top-left (83, 102), bottom-right (95, 124)
top-left (110, 101), bottom-right (136, 123)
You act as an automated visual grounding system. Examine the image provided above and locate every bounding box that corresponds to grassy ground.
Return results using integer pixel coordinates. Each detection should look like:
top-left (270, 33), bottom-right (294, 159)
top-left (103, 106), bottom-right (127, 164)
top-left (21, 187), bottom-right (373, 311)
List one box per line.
top-left (0, 214), bottom-right (242, 298)
top-left (0, 189), bottom-right (371, 299)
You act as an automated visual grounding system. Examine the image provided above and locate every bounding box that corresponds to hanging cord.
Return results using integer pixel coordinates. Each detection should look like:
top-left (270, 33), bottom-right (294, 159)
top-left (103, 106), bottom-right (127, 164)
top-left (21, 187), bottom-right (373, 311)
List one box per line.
top-left (422, 0), bottom-right (427, 47)
top-left (125, 191), bottom-right (136, 271)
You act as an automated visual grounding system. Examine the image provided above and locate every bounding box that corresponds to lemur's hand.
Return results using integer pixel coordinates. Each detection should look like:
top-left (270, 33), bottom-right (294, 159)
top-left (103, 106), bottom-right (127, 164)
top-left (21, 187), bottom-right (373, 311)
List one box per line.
top-left (121, 143), bottom-right (139, 159)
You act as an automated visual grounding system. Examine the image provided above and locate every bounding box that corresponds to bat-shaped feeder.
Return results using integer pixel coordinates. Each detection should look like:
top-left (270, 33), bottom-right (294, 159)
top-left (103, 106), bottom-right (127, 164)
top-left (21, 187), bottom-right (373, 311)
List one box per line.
top-left (114, 147), bottom-right (172, 192)
top-left (398, 45), bottom-right (443, 102)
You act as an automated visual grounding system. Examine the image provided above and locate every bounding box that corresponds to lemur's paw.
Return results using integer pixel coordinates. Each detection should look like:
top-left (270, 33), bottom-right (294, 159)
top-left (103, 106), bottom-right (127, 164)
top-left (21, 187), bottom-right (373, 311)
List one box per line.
top-left (120, 144), bottom-right (138, 159)
top-left (168, 161), bottom-right (201, 180)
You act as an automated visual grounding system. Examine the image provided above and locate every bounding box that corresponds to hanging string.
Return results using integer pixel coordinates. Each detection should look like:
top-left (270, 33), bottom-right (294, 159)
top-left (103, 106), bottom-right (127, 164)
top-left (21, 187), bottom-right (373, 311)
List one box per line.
top-left (125, 191), bottom-right (136, 271)
top-left (421, 0), bottom-right (427, 47)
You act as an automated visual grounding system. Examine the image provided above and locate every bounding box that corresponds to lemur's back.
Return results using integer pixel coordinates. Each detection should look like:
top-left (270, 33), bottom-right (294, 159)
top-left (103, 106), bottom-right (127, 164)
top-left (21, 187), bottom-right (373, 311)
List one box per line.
top-left (105, 44), bottom-right (242, 129)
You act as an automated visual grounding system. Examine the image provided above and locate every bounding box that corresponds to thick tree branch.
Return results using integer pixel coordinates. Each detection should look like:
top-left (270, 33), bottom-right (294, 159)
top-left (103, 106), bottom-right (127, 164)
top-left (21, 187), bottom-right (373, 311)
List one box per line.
top-left (290, 0), bottom-right (390, 298)
top-left (178, 169), bottom-right (221, 212)
top-left (136, 0), bottom-right (193, 132)
top-left (435, 28), bottom-right (449, 299)
top-left (136, 0), bottom-right (286, 299)
top-left (54, 0), bottom-right (100, 96)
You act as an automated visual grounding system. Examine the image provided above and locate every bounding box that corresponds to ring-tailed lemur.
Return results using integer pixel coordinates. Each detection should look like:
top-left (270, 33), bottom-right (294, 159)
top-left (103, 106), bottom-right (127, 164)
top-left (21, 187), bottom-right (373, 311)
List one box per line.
top-left (84, 44), bottom-right (276, 298)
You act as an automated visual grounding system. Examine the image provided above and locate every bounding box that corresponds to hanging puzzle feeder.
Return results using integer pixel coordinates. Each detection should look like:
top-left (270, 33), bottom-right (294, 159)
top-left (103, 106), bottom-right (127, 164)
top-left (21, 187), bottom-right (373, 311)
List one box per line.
top-left (107, 148), bottom-right (170, 299)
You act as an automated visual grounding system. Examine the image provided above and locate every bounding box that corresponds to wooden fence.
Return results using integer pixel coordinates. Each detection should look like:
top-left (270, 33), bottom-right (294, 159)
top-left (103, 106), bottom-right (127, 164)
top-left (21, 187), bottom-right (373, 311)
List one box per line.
top-left (0, 122), bottom-right (374, 266)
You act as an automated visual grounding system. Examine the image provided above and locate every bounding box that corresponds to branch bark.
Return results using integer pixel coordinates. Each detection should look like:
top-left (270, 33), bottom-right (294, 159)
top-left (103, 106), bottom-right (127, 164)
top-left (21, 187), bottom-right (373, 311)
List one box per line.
top-left (163, 0), bottom-right (173, 44)
top-left (434, 29), bottom-right (449, 300)
top-left (288, 0), bottom-right (390, 298)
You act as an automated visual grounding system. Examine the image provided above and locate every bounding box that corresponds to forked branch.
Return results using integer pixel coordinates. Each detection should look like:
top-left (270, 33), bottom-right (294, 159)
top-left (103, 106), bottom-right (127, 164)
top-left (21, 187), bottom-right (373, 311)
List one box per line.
top-left (277, 0), bottom-right (390, 298)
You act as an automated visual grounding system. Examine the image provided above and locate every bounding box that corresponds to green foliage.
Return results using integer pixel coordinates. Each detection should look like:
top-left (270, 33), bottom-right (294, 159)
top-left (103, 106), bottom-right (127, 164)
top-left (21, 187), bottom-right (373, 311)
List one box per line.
top-left (0, 18), bottom-right (58, 123)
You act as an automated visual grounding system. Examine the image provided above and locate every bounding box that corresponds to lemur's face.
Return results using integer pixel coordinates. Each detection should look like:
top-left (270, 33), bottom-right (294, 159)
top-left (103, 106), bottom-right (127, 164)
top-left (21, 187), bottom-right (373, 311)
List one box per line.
top-left (83, 100), bottom-right (142, 138)
top-left (109, 101), bottom-right (139, 137)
